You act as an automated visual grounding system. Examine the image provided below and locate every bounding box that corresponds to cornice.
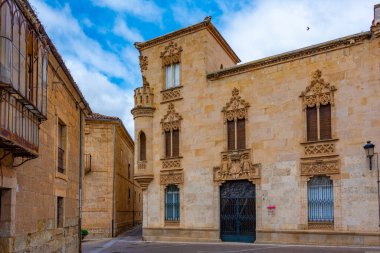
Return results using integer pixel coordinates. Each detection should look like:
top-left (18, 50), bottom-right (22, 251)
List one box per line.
top-left (207, 32), bottom-right (371, 80)
top-left (134, 17), bottom-right (240, 64)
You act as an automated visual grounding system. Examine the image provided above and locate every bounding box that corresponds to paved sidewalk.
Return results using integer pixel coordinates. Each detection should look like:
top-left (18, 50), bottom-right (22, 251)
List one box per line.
top-left (82, 226), bottom-right (380, 253)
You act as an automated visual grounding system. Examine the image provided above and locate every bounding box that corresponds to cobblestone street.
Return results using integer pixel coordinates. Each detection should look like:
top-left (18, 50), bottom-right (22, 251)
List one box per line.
top-left (82, 226), bottom-right (380, 253)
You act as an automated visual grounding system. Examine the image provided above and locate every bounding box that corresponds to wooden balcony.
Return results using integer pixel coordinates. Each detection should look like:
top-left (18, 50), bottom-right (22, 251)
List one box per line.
top-left (0, 90), bottom-right (39, 157)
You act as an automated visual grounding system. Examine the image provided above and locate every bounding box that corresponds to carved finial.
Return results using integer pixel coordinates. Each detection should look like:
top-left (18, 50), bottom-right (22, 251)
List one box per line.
top-left (204, 16), bottom-right (212, 22)
top-left (232, 87), bottom-right (239, 97)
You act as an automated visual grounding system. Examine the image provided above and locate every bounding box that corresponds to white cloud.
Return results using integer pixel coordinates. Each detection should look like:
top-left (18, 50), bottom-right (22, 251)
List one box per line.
top-left (92, 0), bottom-right (163, 23)
top-left (29, 0), bottom-right (139, 137)
top-left (113, 17), bottom-right (144, 42)
top-left (219, 0), bottom-right (378, 62)
top-left (170, 2), bottom-right (207, 26)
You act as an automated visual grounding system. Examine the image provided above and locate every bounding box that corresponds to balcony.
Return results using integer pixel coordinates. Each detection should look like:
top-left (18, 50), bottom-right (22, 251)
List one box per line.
top-left (0, 0), bottom-right (48, 158)
top-left (0, 90), bottom-right (39, 157)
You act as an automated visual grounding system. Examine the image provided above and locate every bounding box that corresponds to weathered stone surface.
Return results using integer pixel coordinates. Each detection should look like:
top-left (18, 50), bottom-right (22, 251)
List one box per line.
top-left (82, 118), bottom-right (142, 238)
top-left (133, 9), bottom-right (380, 245)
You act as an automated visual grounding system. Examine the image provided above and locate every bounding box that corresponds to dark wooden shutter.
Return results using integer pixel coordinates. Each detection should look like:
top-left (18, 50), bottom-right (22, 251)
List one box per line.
top-left (227, 120), bottom-right (235, 150)
top-left (172, 130), bottom-right (179, 157)
top-left (236, 119), bottom-right (245, 149)
top-left (165, 131), bottom-right (171, 157)
top-left (307, 106), bottom-right (318, 141)
top-left (319, 104), bottom-right (332, 140)
top-left (139, 132), bottom-right (146, 161)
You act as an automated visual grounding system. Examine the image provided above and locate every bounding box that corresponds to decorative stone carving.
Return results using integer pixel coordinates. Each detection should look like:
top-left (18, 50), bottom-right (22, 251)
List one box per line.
top-left (139, 55), bottom-right (148, 72)
top-left (161, 103), bottom-right (182, 131)
top-left (160, 42), bottom-right (183, 66)
top-left (137, 161), bottom-right (147, 170)
top-left (300, 158), bottom-right (340, 176)
top-left (304, 143), bottom-right (335, 156)
top-left (308, 222), bottom-right (334, 230)
top-left (222, 88), bottom-right (250, 122)
top-left (160, 170), bottom-right (184, 185)
top-left (134, 174), bottom-right (154, 191)
top-left (131, 76), bottom-right (155, 119)
top-left (162, 158), bottom-right (181, 170)
top-left (161, 87), bottom-right (182, 103)
top-left (214, 149), bottom-right (260, 183)
top-left (300, 70), bottom-right (337, 109)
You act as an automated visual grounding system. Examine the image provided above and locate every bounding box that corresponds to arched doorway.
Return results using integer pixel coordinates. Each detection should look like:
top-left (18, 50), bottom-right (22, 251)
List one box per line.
top-left (220, 180), bottom-right (256, 242)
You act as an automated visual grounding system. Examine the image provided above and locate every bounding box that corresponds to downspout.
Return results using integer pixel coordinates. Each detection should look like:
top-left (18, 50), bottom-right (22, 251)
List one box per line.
top-left (112, 125), bottom-right (116, 237)
top-left (78, 110), bottom-right (83, 253)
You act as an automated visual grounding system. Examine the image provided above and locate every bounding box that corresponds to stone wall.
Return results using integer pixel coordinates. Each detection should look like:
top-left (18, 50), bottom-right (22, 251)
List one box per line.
top-left (83, 119), bottom-right (142, 238)
top-left (0, 47), bottom-right (88, 252)
top-left (135, 16), bottom-right (380, 245)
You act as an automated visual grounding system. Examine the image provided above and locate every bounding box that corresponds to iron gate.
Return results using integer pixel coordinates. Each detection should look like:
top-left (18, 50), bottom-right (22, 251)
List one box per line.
top-left (220, 180), bottom-right (256, 242)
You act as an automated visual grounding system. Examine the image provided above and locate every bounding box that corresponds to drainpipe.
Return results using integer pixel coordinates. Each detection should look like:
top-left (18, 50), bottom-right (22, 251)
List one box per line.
top-left (112, 125), bottom-right (116, 237)
top-left (78, 110), bottom-right (83, 253)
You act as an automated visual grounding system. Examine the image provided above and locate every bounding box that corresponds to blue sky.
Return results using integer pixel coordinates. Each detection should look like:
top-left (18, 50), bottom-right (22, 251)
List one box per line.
top-left (29, 0), bottom-right (378, 137)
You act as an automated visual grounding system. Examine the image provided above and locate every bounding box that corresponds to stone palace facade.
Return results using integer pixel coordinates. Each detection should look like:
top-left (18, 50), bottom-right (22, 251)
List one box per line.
top-left (132, 4), bottom-right (380, 246)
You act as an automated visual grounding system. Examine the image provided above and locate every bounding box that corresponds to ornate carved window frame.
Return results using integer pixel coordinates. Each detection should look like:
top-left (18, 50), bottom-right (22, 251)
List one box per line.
top-left (222, 87), bottom-right (250, 151)
top-left (160, 42), bottom-right (183, 103)
top-left (300, 70), bottom-right (337, 143)
top-left (214, 88), bottom-right (260, 184)
top-left (299, 70), bottom-right (342, 231)
top-left (160, 103), bottom-right (183, 166)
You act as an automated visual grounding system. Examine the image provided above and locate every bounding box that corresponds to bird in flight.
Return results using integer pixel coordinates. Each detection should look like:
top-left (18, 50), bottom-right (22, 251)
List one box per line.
top-left (307, 26), bottom-right (310, 31)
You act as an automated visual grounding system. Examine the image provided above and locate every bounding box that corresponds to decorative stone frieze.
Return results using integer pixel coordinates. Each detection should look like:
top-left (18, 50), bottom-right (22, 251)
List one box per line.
top-left (304, 142), bottom-right (335, 156)
top-left (160, 42), bottom-right (183, 65)
top-left (162, 158), bottom-right (181, 170)
top-left (300, 70), bottom-right (337, 109)
top-left (161, 86), bottom-right (182, 103)
top-left (300, 158), bottom-right (340, 176)
top-left (214, 149), bottom-right (260, 183)
top-left (160, 170), bottom-right (184, 185)
top-left (161, 103), bottom-right (182, 131)
top-left (222, 88), bottom-right (250, 122)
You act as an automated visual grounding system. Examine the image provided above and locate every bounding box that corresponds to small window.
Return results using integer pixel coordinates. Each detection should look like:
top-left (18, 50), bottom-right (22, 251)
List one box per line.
top-left (139, 132), bottom-right (146, 161)
top-left (57, 197), bottom-right (64, 228)
top-left (308, 176), bottom-right (334, 223)
top-left (128, 163), bottom-right (131, 179)
top-left (165, 129), bottom-right (179, 158)
top-left (165, 185), bottom-right (180, 221)
top-left (165, 63), bottom-right (180, 89)
top-left (227, 119), bottom-right (246, 151)
top-left (306, 104), bottom-right (331, 142)
top-left (58, 120), bottom-right (67, 174)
